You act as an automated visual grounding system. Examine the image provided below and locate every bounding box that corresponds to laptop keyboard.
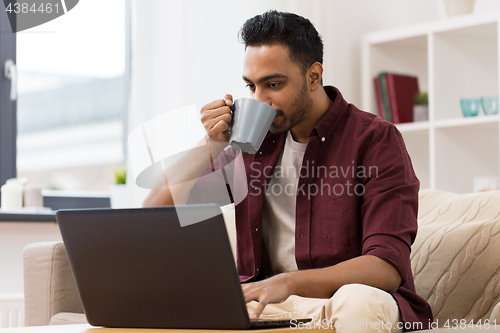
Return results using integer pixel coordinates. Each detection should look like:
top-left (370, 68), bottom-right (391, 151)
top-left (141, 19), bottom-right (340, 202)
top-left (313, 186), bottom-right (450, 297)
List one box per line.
top-left (250, 318), bottom-right (312, 329)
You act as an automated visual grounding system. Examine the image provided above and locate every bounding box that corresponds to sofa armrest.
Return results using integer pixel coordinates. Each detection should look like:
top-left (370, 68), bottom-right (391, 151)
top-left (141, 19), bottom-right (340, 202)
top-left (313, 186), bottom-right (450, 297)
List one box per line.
top-left (23, 241), bottom-right (83, 326)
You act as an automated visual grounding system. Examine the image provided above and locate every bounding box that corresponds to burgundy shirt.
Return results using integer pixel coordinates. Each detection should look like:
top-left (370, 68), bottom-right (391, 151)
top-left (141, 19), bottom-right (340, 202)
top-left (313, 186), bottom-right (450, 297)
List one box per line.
top-left (189, 86), bottom-right (432, 330)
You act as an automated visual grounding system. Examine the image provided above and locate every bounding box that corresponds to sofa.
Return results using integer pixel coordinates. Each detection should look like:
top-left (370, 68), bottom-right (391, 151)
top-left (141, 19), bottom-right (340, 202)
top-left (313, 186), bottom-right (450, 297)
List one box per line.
top-left (23, 189), bottom-right (500, 331)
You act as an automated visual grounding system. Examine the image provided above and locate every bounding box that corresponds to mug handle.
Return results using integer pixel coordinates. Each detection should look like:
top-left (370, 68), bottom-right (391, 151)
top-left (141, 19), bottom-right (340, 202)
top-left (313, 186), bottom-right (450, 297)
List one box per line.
top-left (225, 102), bottom-right (236, 135)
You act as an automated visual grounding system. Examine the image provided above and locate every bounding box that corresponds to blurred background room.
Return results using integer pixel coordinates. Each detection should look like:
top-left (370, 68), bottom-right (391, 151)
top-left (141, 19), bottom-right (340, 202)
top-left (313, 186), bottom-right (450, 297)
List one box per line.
top-left (1, 0), bottom-right (500, 327)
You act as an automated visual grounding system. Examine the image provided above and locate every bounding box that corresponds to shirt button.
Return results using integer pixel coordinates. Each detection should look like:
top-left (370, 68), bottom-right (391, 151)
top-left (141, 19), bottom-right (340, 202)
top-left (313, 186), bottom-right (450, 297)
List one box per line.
top-left (272, 140), bottom-right (275, 143)
top-left (321, 137), bottom-right (325, 142)
top-left (256, 268), bottom-right (260, 273)
top-left (259, 151), bottom-right (262, 154)
top-left (254, 187), bottom-right (258, 191)
top-left (301, 234), bottom-right (304, 238)
top-left (255, 228), bottom-right (259, 232)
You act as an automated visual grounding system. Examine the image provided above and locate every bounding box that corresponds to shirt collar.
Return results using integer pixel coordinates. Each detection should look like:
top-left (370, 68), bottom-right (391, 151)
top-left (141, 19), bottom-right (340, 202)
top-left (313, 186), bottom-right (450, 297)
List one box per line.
top-left (261, 86), bottom-right (350, 149)
top-left (308, 86), bottom-right (350, 143)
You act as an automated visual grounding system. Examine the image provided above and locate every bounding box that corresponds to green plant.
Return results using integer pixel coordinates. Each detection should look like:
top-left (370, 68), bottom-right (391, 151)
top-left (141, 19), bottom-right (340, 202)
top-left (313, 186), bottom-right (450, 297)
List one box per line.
top-left (415, 91), bottom-right (428, 106)
top-left (113, 167), bottom-right (127, 185)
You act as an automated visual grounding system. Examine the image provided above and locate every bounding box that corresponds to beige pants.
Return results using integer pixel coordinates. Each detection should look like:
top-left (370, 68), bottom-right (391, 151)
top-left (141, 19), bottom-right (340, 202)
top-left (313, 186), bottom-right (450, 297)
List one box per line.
top-left (247, 283), bottom-right (402, 333)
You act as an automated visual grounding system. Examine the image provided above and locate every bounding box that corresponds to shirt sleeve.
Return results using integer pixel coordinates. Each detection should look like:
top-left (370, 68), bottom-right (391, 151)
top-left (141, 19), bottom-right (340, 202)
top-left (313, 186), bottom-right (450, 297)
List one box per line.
top-left (359, 120), bottom-right (419, 285)
top-left (186, 147), bottom-right (238, 206)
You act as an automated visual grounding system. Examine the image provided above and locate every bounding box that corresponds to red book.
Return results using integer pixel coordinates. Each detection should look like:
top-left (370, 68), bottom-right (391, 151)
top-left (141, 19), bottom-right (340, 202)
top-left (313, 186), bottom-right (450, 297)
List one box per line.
top-left (373, 76), bottom-right (385, 119)
top-left (385, 73), bottom-right (420, 124)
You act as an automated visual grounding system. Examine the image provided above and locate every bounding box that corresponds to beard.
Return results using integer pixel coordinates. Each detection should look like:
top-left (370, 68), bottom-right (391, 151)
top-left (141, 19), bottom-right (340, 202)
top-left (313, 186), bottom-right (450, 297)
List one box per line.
top-left (269, 81), bottom-right (313, 135)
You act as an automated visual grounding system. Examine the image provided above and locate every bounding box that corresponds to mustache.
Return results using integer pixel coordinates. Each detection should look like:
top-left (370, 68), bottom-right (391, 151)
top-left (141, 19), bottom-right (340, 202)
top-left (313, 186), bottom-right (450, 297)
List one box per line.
top-left (275, 109), bottom-right (285, 117)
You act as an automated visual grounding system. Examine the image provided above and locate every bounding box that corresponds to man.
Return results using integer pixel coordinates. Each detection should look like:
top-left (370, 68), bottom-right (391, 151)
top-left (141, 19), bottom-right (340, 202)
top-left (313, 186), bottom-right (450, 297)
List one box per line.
top-left (144, 10), bottom-right (432, 332)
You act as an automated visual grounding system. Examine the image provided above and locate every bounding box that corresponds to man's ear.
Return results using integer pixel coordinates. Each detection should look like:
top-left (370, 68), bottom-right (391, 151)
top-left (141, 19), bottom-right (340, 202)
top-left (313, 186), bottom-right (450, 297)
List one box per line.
top-left (308, 62), bottom-right (323, 91)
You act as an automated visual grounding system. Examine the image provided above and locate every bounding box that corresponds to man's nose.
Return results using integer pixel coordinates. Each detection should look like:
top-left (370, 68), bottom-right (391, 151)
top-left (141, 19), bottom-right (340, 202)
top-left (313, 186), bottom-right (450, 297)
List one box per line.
top-left (254, 89), bottom-right (272, 107)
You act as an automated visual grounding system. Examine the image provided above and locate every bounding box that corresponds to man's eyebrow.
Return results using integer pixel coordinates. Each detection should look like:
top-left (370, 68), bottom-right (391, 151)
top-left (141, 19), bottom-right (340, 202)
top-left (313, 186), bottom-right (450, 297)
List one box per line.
top-left (242, 73), bottom-right (288, 84)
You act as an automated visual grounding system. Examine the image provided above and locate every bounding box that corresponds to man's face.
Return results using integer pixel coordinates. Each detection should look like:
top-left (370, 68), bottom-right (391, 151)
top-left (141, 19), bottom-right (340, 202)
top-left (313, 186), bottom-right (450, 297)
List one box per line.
top-left (243, 44), bottom-right (313, 134)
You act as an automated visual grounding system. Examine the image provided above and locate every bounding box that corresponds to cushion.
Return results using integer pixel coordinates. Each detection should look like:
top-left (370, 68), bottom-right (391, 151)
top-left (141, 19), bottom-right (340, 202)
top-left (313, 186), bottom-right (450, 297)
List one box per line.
top-left (23, 241), bottom-right (84, 326)
top-left (412, 189), bottom-right (500, 325)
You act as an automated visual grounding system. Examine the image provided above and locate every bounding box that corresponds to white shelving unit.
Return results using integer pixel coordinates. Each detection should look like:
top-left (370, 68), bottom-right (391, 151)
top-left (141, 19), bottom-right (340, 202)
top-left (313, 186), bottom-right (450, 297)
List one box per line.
top-left (361, 12), bottom-right (500, 194)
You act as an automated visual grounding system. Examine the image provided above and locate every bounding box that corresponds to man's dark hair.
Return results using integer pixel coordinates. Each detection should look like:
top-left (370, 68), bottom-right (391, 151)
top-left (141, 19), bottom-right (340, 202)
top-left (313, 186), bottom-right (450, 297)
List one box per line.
top-left (238, 10), bottom-right (323, 72)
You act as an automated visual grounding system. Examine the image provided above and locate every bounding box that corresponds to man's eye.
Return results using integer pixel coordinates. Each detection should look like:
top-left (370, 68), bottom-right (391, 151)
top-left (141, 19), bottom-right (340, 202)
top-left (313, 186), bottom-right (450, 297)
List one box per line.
top-left (246, 84), bottom-right (255, 91)
top-left (268, 82), bottom-right (280, 88)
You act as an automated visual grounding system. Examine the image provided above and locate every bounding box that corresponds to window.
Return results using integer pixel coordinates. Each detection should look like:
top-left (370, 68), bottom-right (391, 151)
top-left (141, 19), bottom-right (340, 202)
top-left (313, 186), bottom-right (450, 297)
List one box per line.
top-left (0, 0), bottom-right (16, 196)
top-left (13, 0), bottom-right (129, 194)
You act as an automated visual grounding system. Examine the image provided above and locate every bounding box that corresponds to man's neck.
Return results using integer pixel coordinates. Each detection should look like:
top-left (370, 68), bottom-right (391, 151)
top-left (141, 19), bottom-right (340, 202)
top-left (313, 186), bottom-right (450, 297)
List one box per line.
top-left (290, 86), bottom-right (333, 143)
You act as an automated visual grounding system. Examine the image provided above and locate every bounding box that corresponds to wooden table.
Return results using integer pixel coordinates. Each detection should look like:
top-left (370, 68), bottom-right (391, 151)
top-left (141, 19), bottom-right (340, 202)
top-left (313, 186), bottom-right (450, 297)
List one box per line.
top-left (3, 323), bottom-right (500, 333)
top-left (0, 324), bottom-right (314, 333)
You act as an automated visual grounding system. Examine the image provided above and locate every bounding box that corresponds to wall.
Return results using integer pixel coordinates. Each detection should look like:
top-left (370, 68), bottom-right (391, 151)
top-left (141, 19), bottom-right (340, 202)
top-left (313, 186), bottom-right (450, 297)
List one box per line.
top-left (128, 0), bottom-right (441, 123)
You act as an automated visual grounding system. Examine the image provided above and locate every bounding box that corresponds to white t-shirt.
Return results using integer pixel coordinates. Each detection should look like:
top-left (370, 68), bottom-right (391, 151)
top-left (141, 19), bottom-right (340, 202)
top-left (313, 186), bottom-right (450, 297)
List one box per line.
top-left (262, 131), bottom-right (307, 274)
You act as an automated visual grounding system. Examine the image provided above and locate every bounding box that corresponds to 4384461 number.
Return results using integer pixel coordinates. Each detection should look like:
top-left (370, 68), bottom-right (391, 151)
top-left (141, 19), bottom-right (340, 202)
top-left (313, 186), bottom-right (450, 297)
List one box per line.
top-left (444, 319), bottom-right (497, 329)
top-left (5, 2), bottom-right (59, 14)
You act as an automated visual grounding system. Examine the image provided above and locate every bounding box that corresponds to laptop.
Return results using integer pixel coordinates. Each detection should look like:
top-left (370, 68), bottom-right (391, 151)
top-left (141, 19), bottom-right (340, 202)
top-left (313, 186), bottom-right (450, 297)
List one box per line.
top-left (56, 204), bottom-right (311, 329)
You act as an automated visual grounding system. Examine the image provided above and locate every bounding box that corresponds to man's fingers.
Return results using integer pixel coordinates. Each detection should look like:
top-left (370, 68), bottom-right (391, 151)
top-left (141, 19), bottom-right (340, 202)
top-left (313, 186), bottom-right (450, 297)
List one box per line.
top-left (200, 95), bottom-right (234, 143)
top-left (202, 99), bottom-right (226, 111)
top-left (251, 300), bottom-right (268, 320)
top-left (202, 95), bottom-right (233, 111)
top-left (200, 106), bottom-right (231, 127)
top-left (208, 105), bottom-right (232, 119)
top-left (204, 113), bottom-right (231, 133)
top-left (201, 106), bottom-right (231, 137)
top-left (224, 94), bottom-right (233, 107)
top-left (210, 119), bottom-right (230, 137)
top-left (242, 282), bottom-right (261, 302)
top-left (241, 275), bottom-right (292, 320)
top-left (244, 291), bottom-right (257, 304)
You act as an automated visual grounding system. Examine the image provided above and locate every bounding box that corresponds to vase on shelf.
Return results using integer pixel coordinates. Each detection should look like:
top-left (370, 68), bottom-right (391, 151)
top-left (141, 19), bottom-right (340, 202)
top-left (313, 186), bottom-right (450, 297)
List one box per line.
top-left (413, 105), bottom-right (429, 122)
top-left (110, 184), bottom-right (128, 209)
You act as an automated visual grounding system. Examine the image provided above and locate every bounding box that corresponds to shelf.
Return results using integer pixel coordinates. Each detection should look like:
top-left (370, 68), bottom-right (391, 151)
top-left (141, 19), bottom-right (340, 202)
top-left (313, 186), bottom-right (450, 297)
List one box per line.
top-left (363, 10), bottom-right (500, 44)
top-left (435, 126), bottom-right (499, 194)
top-left (362, 13), bottom-right (500, 193)
top-left (0, 211), bottom-right (56, 223)
top-left (396, 121), bottom-right (430, 133)
top-left (433, 21), bottom-right (498, 121)
top-left (434, 115), bottom-right (500, 129)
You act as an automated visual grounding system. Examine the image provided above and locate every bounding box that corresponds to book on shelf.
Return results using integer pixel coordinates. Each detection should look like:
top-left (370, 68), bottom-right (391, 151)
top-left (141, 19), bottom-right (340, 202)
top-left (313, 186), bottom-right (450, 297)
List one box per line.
top-left (373, 72), bottom-right (420, 124)
top-left (386, 73), bottom-right (419, 124)
top-left (378, 73), bottom-right (392, 122)
top-left (373, 76), bottom-right (385, 120)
